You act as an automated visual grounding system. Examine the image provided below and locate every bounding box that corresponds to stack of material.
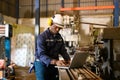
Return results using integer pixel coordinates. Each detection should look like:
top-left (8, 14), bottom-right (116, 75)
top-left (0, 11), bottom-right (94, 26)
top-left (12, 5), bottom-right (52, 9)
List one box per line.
top-left (12, 33), bottom-right (35, 67)
top-left (59, 68), bottom-right (102, 80)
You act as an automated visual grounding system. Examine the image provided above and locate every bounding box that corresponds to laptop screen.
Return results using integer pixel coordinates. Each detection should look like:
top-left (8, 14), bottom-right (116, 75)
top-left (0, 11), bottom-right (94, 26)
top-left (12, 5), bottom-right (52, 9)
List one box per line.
top-left (55, 51), bottom-right (89, 69)
top-left (69, 51), bottom-right (89, 68)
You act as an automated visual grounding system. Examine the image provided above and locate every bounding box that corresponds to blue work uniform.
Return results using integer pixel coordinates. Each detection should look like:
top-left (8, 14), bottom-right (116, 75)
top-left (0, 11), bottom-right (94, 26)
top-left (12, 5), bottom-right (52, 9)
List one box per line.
top-left (34, 28), bottom-right (70, 80)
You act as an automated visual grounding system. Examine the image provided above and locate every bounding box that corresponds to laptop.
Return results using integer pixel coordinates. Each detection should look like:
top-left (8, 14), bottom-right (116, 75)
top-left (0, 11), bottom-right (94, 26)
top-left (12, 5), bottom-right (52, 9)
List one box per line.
top-left (55, 51), bottom-right (89, 69)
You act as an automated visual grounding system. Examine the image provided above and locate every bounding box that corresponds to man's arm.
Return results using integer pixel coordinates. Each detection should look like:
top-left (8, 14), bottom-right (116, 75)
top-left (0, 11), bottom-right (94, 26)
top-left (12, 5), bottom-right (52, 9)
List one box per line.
top-left (37, 35), bottom-right (52, 66)
top-left (59, 40), bottom-right (71, 61)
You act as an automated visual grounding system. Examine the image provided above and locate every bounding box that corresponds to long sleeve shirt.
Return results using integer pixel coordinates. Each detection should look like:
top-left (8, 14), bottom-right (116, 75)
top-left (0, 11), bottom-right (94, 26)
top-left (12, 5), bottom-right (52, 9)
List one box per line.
top-left (35, 28), bottom-right (70, 67)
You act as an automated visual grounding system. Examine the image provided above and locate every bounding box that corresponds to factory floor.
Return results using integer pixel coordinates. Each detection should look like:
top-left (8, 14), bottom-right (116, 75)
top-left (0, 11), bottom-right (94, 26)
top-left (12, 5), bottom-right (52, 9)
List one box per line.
top-left (11, 66), bottom-right (36, 80)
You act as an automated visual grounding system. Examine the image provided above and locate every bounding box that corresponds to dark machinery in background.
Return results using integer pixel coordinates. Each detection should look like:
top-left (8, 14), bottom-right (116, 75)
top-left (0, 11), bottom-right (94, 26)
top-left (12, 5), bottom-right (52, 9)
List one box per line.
top-left (0, 14), bottom-right (14, 80)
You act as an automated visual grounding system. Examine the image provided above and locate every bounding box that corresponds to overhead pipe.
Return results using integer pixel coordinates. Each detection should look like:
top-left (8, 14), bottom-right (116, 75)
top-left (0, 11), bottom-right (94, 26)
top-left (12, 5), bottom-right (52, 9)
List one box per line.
top-left (60, 5), bottom-right (115, 11)
top-left (80, 22), bottom-right (108, 26)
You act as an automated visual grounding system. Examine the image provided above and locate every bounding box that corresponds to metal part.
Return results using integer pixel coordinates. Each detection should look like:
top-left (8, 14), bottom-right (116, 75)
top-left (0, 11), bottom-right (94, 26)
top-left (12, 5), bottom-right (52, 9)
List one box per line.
top-left (0, 37), bottom-right (5, 59)
top-left (58, 68), bottom-right (102, 80)
top-left (0, 24), bottom-right (9, 37)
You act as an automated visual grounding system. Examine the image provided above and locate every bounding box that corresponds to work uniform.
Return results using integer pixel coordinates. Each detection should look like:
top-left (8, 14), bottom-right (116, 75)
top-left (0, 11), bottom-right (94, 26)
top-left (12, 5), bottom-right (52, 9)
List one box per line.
top-left (35, 28), bottom-right (70, 80)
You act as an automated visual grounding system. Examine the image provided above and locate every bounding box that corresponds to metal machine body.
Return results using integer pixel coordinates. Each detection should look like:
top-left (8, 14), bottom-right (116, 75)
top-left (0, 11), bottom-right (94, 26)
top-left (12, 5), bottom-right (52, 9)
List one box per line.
top-left (0, 24), bottom-right (13, 79)
top-left (58, 67), bottom-right (102, 80)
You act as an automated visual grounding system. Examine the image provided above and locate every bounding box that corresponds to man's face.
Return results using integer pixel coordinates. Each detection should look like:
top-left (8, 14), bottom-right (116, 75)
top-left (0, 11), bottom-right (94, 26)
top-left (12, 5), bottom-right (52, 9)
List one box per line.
top-left (52, 24), bottom-right (62, 34)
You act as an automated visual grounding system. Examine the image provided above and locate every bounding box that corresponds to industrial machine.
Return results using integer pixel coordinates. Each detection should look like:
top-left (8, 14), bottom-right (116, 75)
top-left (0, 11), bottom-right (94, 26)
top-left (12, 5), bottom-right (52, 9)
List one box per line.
top-left (0, 24), bottom-right (13, 79)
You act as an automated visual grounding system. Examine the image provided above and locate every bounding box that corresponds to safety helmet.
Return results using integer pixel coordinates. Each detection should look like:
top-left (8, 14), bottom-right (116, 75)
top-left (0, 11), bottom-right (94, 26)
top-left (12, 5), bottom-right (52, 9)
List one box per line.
top-left (52, 14), bottom-right (64, 28)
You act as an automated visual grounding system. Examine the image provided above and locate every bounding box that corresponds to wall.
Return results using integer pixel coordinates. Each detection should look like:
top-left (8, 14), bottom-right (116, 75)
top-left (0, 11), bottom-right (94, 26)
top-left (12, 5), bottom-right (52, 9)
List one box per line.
top-left (3, 15), bottom-right (16, 24)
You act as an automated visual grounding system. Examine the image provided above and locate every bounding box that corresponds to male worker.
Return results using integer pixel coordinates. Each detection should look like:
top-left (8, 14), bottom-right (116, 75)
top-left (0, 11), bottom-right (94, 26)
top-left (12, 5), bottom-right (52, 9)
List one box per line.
top-left (34, 14), bottom-right (71, 80)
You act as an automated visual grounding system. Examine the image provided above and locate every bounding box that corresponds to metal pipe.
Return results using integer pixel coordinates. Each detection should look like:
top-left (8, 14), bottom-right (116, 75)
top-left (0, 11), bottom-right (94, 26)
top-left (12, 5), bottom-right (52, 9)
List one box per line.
top-left (113, 0), bottom-right (119, 27)
top-left (60, 5), bottom-right (114, 11)
top-left (80, 22), bottom-right (108, 26)
top-left (78, 0), bottom-right (80, 7)
top-left (35, 0), bottom-right (40, 35)
top-left (61, 0), bottom-right (64, 8)
top-left (16, 0), bottom-right (19, 24)
top-left (35, 0), bottom-right (40, 48)
top-left (46, 0), bottom-right (48, 17)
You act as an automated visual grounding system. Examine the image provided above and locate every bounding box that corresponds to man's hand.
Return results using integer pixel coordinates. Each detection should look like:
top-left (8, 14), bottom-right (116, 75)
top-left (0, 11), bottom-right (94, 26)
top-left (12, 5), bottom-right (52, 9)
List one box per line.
top-left (51, 59), bottom-right (71, 66)
top-left (64, 60), bottom-right (71, 66)
top-left (55, 60), bottom-right (66, 66)
top-left (50, 59), bottom-right (66, 66)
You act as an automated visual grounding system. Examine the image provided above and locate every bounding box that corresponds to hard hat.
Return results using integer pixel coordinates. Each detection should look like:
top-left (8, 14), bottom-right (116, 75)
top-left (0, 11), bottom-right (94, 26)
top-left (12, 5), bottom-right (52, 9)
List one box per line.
top-left (52, 14), bottom-right (64, 28)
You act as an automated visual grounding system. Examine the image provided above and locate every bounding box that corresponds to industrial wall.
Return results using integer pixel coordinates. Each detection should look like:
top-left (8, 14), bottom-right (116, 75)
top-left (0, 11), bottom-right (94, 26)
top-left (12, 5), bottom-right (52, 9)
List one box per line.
top-left (18, 0), bottom-right (114, 17)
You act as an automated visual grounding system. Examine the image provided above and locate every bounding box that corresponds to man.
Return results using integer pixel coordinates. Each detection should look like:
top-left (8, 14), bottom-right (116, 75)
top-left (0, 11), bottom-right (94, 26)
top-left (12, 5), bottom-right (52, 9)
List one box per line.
top-left (34, 14), bottom-right (71, 80)
top-left (96, 41), bottom-right (112, 80)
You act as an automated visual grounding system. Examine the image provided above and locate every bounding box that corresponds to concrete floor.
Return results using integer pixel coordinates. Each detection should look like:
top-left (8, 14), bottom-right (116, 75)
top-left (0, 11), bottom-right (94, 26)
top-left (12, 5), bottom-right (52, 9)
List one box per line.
top-left (14, 66), bottom-right (36, 80)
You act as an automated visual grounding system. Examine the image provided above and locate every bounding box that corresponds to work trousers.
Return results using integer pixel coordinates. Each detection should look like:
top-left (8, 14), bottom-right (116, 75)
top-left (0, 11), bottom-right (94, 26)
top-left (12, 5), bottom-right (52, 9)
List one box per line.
top-left (34, 61), bottom-right (59, 80)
